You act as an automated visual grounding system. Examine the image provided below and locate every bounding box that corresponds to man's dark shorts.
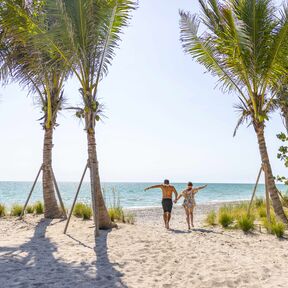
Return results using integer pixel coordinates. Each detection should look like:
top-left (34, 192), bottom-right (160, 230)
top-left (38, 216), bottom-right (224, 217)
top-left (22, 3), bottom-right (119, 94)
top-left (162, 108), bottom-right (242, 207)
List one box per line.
top-left (162, 198), bottom-right (173, 213)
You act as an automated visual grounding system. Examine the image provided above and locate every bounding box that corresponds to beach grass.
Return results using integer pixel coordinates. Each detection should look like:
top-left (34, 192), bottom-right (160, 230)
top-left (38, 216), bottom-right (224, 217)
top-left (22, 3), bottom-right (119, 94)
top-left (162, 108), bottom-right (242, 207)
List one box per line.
top-left (0, 203), bottom-right (6, 217)
top-left (108, 207), bottom-right (124, 222)
top-left (124, 212), bottom-right (135, 224)
top-left (205, 210), bottom-right (217, 226)
top-left (33, 201), bottom-right (44, 214)
top-left (271, 222), bottom-right (285, 238)
top-left (73, 203), bottom-right (92, 220)
top-left (218, 206), bottom-right (234, 228)
top-left (237, 214), bottom-right (255, 232)
top-left (10, 204), bottom-right (23, 216)
top-left (26, 205), bottom-right (34, 214)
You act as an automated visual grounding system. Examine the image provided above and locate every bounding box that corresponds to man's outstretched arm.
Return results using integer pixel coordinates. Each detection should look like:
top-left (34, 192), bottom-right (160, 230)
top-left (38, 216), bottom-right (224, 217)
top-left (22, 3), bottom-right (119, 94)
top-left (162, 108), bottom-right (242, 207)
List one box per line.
top-left (144, 184), bottom-right (162, 191)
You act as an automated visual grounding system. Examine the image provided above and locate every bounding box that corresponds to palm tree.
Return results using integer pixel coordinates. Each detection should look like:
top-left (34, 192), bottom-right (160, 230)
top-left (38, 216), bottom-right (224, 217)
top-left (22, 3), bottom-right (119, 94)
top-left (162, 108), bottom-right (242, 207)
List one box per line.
top-left (8, 0), bottom-right (136, 231)
top-left (179, 0), bottom-right (288, 223)
top-left (277, 84), bottom-right (288, 133)
top-left (0, 0), bottom-right (69, 218)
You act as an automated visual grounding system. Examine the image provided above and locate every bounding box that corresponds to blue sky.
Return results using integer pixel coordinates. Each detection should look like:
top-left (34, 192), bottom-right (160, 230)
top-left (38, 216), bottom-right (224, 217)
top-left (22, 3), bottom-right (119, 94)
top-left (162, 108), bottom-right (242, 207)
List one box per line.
top-left (0, 0), bottom-right (286, 183)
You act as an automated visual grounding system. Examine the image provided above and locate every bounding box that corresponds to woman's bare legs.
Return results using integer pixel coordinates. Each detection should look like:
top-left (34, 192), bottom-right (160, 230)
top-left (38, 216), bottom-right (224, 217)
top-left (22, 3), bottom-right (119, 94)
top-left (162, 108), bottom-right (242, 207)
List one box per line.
top-left (184, 207), bottom-right (191, 230)
top-left (189, 207), bottom-right (194, 227)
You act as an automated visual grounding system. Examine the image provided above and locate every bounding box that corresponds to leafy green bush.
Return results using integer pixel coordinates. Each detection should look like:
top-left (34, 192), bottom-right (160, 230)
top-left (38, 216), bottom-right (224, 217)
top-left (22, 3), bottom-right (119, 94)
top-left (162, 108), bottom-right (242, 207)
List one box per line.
top-left (33, 201), bottom-right (44, 214)
top-left (205, 210), bottom-right (217, 226)
top-left (237, 214), bottom-right (254, 232)
top-left (218, 208), bottom-right (234, 228)
top-left (26, 205), bottom-right (34, 214)
top-left (0, 203), bottom-right (6, 217)
top-left (10, 204), bottom-right (23, 216)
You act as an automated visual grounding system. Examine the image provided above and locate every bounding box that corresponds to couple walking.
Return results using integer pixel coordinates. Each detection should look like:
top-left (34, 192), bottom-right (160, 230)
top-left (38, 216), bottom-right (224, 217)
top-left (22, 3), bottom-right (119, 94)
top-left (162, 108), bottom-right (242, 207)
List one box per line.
top-left (145, 179), bottom-right (207, 230)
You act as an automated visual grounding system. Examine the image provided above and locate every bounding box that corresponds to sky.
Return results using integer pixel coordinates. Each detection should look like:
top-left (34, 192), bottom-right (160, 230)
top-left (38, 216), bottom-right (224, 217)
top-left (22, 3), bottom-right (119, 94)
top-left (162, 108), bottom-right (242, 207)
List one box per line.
top-left (0, 0), bottom-right (286, 183)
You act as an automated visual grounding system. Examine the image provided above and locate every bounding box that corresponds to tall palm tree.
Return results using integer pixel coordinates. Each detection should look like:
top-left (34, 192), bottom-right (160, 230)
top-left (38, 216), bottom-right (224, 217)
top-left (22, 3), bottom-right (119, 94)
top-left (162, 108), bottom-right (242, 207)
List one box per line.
top-left (0, 0), bottom-right (69, 218)
top-left (8, 0), bottom-right (136, 231)
top-left (179, 0), bottom-right (288, 223)
top-left (277, 84), bottom-right (288, 133)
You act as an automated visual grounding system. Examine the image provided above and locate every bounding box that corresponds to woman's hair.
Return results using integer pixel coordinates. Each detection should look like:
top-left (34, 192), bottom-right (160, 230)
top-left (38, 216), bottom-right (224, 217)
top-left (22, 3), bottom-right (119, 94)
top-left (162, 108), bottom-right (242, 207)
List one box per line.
top-left (187, 182), bottom-right (193, 187)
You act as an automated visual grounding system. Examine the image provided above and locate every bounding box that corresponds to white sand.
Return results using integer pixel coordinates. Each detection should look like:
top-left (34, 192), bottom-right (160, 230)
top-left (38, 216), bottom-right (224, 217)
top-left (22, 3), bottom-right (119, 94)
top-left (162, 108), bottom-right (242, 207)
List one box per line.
top-left (1, 202), bottom-right (288, 288)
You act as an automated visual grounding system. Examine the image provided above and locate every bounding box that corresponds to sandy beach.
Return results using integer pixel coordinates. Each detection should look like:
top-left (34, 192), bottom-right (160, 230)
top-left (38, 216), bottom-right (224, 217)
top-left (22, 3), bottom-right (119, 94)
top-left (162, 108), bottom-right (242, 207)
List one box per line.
top-left (1, 202), bottom-right (288, 288)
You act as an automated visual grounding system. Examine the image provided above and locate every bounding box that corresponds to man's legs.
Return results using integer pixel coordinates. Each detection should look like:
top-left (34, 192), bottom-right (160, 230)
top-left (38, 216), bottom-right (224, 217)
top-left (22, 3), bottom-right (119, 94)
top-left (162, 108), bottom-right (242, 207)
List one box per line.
top-left (166, 212), bottom-right (171, 229)
top-left (163, 212), bottom-right (167, 228)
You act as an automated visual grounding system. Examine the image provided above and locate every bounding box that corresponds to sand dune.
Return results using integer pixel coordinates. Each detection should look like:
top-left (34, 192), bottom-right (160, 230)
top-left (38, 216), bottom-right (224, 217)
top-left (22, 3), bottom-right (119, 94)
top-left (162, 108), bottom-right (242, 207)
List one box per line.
top-left (1, 203), bottom-right (288, 288)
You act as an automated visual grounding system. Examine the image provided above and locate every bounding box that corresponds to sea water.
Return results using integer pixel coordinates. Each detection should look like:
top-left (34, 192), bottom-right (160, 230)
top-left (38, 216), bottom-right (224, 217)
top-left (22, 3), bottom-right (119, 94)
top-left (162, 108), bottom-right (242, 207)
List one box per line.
top-left (0, 182), bottom-right (286, 209)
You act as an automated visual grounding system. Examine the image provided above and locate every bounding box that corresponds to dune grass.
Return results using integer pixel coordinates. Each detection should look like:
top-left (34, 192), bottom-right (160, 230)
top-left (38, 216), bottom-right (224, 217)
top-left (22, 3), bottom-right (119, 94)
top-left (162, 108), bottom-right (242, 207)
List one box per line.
top-left (10, 204), bottom-right (23, 216)
top-left (73, 203), bottom-right (92, 220)
top-left (26, 205), bottom-right (34, 214)
top-left (205, 210), bottom-right (217, 226)
top-left (33, 201), bottom-right (44, 214)
top-left (237, 214), bottom-right (255, 232)
top-left (0, 203), bottom-right (6, 217)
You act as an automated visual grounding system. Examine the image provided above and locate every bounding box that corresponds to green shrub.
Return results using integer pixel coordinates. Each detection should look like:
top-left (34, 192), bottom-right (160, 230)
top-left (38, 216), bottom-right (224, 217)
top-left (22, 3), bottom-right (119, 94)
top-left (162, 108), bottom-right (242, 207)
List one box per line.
top-left (10, 204), bottom-right (23, 216)
top-left (205, 210), bottom-right (217, 226)
top-left (124, 212), bottom-right (135, 224)
top-left (218, 208), bottom-right (234, 228)
top-left (258, 206), bottom-right (267, 218)
top-left (237, 214), bottom-right (254, 232)
top-left (271, 222), bottom-right (285, 238)
top-left (33, 201), bottom-right (44, 214)
top-left (26, 205), bottom-right (34, 214)
top-left (73, 203), bottom-right (86, 218)
top-left (108, 207), bottom-right (124, 222)
top-left (73, 203), bottom-right (92, 220)
top-left (82, 205), bottom-right (92, 220)
top-left (0, 203), bottom-right (6, 217)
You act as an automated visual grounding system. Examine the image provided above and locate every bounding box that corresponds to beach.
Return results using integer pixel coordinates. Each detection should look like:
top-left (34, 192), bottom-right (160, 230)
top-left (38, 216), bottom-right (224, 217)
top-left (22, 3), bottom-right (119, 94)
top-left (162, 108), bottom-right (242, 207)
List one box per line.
top-left (1, 202), bottom-right (288, 288)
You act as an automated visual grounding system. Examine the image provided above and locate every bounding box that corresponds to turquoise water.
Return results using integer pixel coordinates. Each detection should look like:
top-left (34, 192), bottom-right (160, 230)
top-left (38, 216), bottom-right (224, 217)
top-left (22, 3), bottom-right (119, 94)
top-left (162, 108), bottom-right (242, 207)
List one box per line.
top-left (0, 182), bottom-right (287, 208)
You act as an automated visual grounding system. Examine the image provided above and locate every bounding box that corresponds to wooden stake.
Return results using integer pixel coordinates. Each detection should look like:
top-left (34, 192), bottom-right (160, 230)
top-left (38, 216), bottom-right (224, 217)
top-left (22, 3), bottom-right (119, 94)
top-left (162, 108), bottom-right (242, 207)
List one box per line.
top-left (51, 167), bottom-right (67, 219)
top-left (19, 164), bottom-right (43, 220)
top-left (248, 165), bottom-right (263, 216)
top-left (64, 162), bottom-right (88, 234)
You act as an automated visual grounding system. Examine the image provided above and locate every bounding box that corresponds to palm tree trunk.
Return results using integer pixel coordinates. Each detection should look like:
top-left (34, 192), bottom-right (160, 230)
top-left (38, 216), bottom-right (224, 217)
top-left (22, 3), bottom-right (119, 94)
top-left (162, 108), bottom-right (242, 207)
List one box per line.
top-left (87, 130), bottom-right (112, 229)
top-left (255, 123), bottom-right (288, 224)
top-left (42, 127), bottom-right (61, 218)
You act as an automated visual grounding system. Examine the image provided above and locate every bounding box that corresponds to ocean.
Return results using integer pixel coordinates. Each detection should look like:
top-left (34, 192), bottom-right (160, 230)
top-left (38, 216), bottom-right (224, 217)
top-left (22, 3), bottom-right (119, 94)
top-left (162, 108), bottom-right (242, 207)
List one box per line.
top-left (0, 182), bottom-right (286, 209)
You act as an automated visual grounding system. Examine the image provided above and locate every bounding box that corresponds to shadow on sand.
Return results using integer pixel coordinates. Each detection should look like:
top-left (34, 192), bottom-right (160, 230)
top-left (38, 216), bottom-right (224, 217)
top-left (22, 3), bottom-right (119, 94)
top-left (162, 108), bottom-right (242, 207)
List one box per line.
top-left (0, 219), bottom-right (127, 288)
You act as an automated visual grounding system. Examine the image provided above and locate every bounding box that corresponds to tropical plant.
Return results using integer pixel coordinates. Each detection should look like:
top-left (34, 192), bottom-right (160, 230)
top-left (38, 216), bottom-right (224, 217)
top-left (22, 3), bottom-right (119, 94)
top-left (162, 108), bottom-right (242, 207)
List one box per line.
top-left (36, 0), bottom-right (136, 232)
top-left (179, 0), bottom-right (288, 223)
top-left (0, 0), bottom-right (69, 218)
top-left (276, 84), bottom-right (288, 133)
top-left (237, 214), bottom-right (255, 232)
top-left (10, 203), bottom-right (23, 216)
top-left (205, 210), bottom-right (217, 225)
top-left (218, 207), bottom-right (234, 228)
top-left (26, 205), bottom-right (34, 214)
top-left (33, 201), bottom-right (44, 214)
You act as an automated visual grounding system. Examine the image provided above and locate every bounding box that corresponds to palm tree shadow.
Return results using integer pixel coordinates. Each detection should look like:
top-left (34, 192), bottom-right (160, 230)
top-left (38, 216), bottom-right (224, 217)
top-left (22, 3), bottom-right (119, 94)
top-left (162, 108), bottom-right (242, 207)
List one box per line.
top-left (0, 219), bottom-right (127, 287)
top-left (95, 229), bottom-right (128, 288)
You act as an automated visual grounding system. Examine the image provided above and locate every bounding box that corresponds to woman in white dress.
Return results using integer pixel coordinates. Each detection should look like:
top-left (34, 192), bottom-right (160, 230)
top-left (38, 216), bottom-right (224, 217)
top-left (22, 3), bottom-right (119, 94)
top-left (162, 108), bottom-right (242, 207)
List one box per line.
top-left (175, 182), bottom-right (208, 230)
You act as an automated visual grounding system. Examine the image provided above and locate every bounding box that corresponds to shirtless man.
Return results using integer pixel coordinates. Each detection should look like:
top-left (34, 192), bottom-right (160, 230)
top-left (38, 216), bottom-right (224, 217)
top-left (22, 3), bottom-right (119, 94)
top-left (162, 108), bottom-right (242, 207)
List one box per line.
top-left (144, 179), bottom-right (178, 229)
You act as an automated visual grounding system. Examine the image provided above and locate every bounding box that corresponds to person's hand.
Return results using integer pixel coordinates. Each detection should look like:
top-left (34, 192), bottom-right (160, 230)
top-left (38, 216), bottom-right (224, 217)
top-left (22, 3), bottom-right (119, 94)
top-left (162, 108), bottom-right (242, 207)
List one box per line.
top-left (144, 188), bottom-right (148, 191)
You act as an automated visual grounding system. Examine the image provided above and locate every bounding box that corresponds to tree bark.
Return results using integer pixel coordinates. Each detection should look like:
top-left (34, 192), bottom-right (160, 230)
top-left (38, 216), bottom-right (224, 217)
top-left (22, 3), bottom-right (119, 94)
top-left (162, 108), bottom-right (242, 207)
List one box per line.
top-left (87, 130), bottom-right (112, 229)
top-left (282, 107), bottom-right (288, 134)
top-left (42, 127), bottom-right (61, 218)
top-left (255, 123), bottom-right (288, 224)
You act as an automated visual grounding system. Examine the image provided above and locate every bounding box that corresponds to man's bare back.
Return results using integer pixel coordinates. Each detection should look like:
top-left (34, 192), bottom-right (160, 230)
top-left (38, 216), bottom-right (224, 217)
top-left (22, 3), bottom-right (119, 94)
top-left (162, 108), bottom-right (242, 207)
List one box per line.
top-left (144, 180), bottom-right (178, 229)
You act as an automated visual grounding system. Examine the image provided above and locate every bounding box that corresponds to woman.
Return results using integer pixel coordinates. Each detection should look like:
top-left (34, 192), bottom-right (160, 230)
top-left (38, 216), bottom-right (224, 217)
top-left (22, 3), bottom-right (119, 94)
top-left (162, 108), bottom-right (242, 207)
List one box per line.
top-left (175, 182), bottom-right (208, 230)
